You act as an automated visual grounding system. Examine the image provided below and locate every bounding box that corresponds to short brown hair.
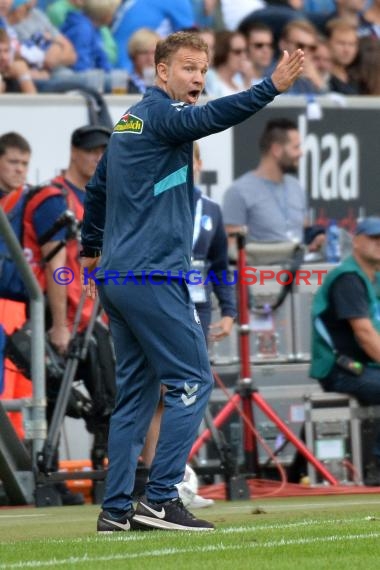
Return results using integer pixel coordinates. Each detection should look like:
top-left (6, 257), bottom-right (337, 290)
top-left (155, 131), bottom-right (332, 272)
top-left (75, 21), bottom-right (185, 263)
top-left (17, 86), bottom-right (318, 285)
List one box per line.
top-left (326, 18), bottom-right (358, 39)
top-left (154, 31), bottom-right (208, 67)
top-left (0, 132), bottom-right (31, 157)
top-left (281, 19), bottom-right (318, 41)
top-left (239, 21), bottom-right (272, 39)
top-left (213, 31), bottom-right (244, 68)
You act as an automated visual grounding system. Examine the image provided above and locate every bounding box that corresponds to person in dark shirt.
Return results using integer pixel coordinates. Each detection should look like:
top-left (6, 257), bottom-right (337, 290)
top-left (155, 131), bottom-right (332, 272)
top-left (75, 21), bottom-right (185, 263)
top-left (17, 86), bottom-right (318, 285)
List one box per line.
top-left (311, 217), bottom-right (380, 484)
top-left (326, 18), bottom-right (360, 95)
top-left (80, 30), bottom-right (304, 532)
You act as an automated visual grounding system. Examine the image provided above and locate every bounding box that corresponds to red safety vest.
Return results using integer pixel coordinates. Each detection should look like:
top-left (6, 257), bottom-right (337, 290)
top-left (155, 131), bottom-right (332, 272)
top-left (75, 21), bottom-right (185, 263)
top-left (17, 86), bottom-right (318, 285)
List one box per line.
top-left (22, 176), bottom-right (95, 331)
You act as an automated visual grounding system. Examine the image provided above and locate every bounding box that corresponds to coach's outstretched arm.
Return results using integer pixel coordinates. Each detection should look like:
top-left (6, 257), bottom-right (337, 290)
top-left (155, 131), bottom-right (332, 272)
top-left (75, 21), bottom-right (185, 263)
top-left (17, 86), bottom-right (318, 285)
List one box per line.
top-left (146, 49), bottom-right (305, 145)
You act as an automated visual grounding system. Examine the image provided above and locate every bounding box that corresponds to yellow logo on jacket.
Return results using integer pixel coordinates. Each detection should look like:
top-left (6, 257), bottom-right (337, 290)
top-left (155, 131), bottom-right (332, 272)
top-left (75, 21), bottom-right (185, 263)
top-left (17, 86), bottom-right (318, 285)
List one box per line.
top-left (114, 113), bottom-right (143, 134)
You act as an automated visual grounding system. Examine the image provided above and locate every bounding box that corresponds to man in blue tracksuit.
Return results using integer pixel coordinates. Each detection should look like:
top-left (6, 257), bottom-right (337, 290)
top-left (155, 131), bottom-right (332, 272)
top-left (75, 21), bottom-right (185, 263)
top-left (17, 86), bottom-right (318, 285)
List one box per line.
top-left (191, 142), bottom-right (236, 343)
top-left (80, 31), bottom-right (304, 532)
top-left (135, 143), bottom-right (236, 508)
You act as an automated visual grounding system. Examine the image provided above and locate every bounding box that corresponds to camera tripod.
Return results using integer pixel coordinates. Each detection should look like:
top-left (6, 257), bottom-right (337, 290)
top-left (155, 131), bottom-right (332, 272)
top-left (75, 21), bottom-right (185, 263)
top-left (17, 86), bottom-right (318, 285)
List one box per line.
top-left (34, 293), bottom-right (112, 506)
top-left (189, 230), bottom-right (338, 487)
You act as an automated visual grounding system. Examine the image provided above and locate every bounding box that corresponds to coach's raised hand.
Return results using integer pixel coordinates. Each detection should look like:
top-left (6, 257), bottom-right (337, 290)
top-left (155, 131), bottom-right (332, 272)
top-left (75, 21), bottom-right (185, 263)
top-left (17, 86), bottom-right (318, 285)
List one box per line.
top-left (271, 49), bottom-right (304, 93)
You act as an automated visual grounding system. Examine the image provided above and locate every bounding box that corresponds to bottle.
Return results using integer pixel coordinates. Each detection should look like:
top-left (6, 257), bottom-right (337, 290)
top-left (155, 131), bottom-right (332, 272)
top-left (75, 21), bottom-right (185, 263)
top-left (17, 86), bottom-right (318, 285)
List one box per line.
top-left (325, 219), bottom-right (341, 263)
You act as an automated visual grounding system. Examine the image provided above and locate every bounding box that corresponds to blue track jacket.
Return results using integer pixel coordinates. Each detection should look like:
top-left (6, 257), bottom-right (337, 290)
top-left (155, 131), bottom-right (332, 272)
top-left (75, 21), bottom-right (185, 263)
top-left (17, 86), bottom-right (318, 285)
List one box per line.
top-left (193, 187), bottom-right (236, 319)
top-left (81, 80), bottom-right (279, 279)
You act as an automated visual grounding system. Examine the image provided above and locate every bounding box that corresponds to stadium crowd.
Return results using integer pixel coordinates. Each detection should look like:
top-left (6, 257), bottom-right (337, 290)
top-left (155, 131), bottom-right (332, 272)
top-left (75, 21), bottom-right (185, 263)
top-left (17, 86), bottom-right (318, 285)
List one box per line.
top-left (0, 0), bottom-right (380, 96)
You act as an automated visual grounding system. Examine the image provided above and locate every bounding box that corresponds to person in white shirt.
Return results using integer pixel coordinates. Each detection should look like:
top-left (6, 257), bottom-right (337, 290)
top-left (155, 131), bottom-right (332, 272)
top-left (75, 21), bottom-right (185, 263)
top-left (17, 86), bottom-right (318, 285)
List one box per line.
top-left (206, 30), bottom-right (248, 97)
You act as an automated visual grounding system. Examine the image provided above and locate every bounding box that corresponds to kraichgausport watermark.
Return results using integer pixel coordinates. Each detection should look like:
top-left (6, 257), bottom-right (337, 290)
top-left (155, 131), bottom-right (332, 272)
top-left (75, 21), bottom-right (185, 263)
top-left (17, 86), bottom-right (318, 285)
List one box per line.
top-left (53, 267), bottom-right (75, 285)
top-left (53, 267), bottom-right (328, 286)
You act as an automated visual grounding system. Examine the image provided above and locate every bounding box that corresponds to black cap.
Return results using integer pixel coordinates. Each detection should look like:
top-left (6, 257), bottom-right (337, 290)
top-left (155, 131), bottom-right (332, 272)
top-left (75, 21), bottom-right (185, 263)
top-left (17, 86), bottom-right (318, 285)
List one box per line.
top-left (71, 125), bottom-right (112, 150)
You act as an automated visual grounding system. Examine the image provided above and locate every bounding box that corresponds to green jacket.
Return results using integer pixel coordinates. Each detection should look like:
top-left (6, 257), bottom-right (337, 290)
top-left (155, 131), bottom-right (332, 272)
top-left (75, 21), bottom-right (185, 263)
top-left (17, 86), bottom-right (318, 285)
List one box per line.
top-left (310, 256), bottom-right (380, 379)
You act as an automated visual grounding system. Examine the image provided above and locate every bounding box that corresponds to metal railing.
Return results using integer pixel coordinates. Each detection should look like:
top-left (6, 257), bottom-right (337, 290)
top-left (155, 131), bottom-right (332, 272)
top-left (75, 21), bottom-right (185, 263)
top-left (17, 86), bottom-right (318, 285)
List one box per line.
top-left (0, 207), bottom-right (46, 462)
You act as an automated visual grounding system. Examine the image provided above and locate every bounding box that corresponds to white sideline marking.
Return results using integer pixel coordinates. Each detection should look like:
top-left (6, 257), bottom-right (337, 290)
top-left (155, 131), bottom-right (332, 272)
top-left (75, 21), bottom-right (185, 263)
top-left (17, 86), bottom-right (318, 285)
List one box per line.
top-left (215, 498), bottom-right (380, 513)
top-left (1, 532), bottom-right (380, 568)
top-left (0, 515), bottom-right (46, 519)
top-left (0, 496), bottom-right (378, 522)
top-left (0, 517), bottom-right (370, 544)
top-left (0, 517), bottom-right (374, 546)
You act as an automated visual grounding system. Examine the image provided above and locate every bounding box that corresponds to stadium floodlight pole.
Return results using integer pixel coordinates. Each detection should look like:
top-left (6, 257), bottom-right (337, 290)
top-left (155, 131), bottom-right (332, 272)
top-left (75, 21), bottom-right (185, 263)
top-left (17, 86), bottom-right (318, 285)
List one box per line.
top-left (189, 228), bottom-right (339, 487)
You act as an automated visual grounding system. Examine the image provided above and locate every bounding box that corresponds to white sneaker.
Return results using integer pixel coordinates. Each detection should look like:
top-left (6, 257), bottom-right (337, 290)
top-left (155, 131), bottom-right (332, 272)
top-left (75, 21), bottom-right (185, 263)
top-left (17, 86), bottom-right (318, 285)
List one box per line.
top-left (189, 494), bottom-right (215, 509)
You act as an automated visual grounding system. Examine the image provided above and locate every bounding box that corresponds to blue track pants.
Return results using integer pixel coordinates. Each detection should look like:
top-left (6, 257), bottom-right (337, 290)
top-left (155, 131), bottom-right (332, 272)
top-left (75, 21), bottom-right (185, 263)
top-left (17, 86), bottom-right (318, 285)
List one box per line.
top-left (97, 279), bottom-right (214, 511)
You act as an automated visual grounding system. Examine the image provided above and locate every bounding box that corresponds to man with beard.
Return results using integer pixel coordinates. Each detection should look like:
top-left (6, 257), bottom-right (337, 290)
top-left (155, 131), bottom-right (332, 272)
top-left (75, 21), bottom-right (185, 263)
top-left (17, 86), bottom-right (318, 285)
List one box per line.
top-left (223, 118), bottom-right (323, 252)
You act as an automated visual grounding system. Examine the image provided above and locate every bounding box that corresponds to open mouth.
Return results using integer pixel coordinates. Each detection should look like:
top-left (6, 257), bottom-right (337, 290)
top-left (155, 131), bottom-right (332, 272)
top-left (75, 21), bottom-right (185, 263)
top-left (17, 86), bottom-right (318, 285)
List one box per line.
top-left (188, 90), bottom-right (200, 102)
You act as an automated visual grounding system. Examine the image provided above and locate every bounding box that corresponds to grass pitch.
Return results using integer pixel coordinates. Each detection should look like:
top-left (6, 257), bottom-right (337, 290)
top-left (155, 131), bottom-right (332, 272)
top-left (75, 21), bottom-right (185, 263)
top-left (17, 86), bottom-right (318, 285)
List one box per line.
top-left (1, 495), bottom-right (380, 569)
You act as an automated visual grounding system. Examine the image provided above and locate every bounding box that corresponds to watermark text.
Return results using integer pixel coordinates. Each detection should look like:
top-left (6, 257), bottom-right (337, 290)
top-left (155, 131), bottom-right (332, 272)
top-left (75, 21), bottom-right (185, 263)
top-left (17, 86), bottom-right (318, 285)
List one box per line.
top-left (52, 267), bottom-right (327, 286)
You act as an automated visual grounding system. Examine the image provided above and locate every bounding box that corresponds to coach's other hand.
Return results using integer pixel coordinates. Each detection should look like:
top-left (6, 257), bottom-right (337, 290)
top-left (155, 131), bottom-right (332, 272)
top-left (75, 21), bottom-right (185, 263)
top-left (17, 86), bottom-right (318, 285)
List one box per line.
top-left (80, 257), bottom-right (100, 300)
top-left (271, 49), bottom-right (304, 92)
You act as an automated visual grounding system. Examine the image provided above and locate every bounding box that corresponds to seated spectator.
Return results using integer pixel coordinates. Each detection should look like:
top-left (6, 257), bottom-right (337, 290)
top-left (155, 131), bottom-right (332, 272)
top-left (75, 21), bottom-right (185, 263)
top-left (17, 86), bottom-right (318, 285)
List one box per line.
top-left (111, 0), bottom-right (196, 71)
top-left (351, 36), bottom-right (380, 95)
top-left (278, 20), bottom-right (329, 94)
top-left (192, 0), bottom-right (219, 28)
top-left (310, 217), bottom-right (380, 486)
top-left (359, 0), bottom-right (380, 39)
top-left (239, 1), bottom-right (331, 40)
top-left (47, 0), bottom-right (118, 65)
top-left (205, 30), bottom-right (248, 97)
top-left (304, 0), bottom-right (335, 12)
top-left (326, 18), bottom-right (359, 94)
top-left (0, 0), bottom-right (24, 57)
top-left (198, 27), bottom-right (215, 66)
top-left (0, 27), bottom-right (36, 92)
top-left (222, 118), bottom-right (324, 252)
top-left (0, 0), bottom-right (12, 30)
top-left (220, 0), bottom-right (265, 32)
top-left (126, 28), bottom-right (160, 95)
top-left (240, 21), bottom-right (274, 86)
top-left (238, 1), bottom-right (307, 45)
top-left (313, 37), bottom-right (333, 89)
top-left (47, 0), bottom-right (84, 26)
top-left (8, 0), bottom-right (77, 81)
top-left (325, 0), bottom-right (367, 29)
top-left (60, 0), bottom-right (120, 74)
top-left (0, 0), bottom-right (8, 26)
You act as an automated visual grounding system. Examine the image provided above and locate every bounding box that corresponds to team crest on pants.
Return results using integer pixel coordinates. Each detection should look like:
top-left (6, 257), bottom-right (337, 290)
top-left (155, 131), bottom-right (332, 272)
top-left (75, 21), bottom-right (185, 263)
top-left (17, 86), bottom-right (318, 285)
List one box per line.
top-left (194, 308), bottom-right (201, 325)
